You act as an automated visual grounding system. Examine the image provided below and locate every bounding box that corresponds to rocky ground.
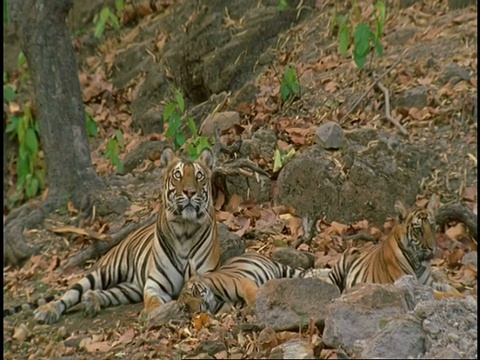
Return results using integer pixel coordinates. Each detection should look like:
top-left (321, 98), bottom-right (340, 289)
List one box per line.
top-left (3, 0), bottom-right (477, 358)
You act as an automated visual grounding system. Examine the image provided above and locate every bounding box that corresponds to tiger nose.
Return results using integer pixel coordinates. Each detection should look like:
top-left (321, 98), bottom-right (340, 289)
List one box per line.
top-left (184, 188), bottom-right (196, 198)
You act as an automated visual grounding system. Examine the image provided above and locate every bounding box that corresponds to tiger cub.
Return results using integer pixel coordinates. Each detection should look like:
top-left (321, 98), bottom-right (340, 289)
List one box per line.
top-left (178, 252), bottom-right (307, 314)
top-left (323, 199), bottom-right (461, 298)
top-left (23, 147), bottom-right (221, 324)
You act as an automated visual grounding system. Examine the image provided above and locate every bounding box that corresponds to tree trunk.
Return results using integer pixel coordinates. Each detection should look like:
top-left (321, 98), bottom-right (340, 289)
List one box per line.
top-left (10, 0), bottom-right (104, 209)
top-left (6, 0), bottom-right (105, 266)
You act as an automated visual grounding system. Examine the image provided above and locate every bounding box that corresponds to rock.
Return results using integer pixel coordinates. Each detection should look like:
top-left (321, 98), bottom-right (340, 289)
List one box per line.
top-left (225, 174), bottom-right (271, 204)
top-left (393, 275), bottom-right (434, 310)
top-left (199, 111), bottom-right (241, 137)
top-left (440, 64), bottom-right (471, 85)
top-left (240, 129), bottom-right (277, 159)
top-left (121, 141), bottom-right (166, 175)
top-left (218, 223), bottom-right (245, 265)
top-left (276, 128), bottom-right (438, 226)
top-left (271, 248), bottom-right (314, 270)
top-left (269, 339), bottom-right (314, 359)
top-left (461, 251), bottom-right (477, 268)
top-left (357, 315), bottom-right (426, 359)
top-left (323, 283), bottom-right (409, 352)
top-left (315, 121), bottom-right (345, 150)
top-left (415, 296), bottom-right (477, 359)
top-left (395, 86), bottom-right (429, 109)
top-left (197, 340), bottom-right (227, 356)
top-left (255, 278), bottom-right (340, 331)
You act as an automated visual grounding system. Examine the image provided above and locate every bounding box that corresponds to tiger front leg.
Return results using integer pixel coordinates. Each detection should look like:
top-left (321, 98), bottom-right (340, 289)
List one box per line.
top-left (82, 282), bottom-right (144, 317)
top-left (140, 278), bottom-right (176, 324)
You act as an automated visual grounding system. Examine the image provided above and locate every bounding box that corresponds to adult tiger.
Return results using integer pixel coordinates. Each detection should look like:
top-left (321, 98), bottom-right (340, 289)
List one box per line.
top-left (178, 252), bottom-right (307, 314)
top-left (325, 199), bottom-right (460, 297)
top-left (33, 147), bottom-right (220, 324)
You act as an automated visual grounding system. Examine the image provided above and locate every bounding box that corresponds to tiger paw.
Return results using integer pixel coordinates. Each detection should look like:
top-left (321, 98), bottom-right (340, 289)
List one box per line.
top-left (34, 303), bottom-right (61, 324)
top-left (82, 290), bottom-right (101, 317)
top-left (140, 300), bottom-right (188, 326)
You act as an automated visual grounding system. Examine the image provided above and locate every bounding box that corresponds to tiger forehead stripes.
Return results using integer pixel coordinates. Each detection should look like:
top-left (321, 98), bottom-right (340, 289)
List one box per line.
top-left (32, 147), bottom-right (221, 324)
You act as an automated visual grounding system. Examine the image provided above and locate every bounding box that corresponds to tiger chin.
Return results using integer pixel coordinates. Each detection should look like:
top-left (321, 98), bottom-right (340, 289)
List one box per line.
top-left (312, 198), bottom-right (464, 300)
top-left (31, 147), bottom-right (221, 324)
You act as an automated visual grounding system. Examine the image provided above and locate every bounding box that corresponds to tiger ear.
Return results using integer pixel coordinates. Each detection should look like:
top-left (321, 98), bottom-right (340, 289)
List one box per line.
top-left (197, 148), bottom-right (214, 170)
top-left (394, 200), bottom-right (408, 222)
top-left (160, 147), bottom-right (176, 168)
top-left (427, 194), bottom-right (440, 213)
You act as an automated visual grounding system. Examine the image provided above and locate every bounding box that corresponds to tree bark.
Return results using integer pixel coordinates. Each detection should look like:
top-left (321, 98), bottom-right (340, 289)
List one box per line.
top-left (6, 0), bottom-right (105, 266)
top-left (10, 0), bottom-right (104, 209)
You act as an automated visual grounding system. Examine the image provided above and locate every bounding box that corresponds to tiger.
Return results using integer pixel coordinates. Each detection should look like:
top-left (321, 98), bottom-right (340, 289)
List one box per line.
top-left (320, 199), bottom-right (461, 298)
top-left (178, 252), bottom-right (308, 315)
top-left (29, 147), bottom-right (221, 324)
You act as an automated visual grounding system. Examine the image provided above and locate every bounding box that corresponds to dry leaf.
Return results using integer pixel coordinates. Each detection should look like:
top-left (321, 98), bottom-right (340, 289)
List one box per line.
top-left (13, 324), bottom-right (30, 342)
top-left (446, 223), bottom-right (467, 242)
top-left (85, 341), bottom-right (112, 353)
top-left (192, 313), bottom-right (211, 331)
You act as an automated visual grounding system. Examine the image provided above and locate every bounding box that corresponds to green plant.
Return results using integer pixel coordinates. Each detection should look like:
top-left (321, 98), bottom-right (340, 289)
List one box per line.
top-left (163, 91), bottom-right (211, 159)
top-left (272, 147), bottom-right (296, 173)
top-left (4, 0), bottom-right (9, 24)
top-left (93, 0), bottom-right (124, 39)
top-left (104, 129), bottom-right (125, 173)
top-left (280, 65), bottom-right (301, 103)
top-left (85, 113), bottom-right (99, 137)
top-left (277, 0), bottom-right (288, 11)
top-left (337, 0), bottom-right (386, 69)
top-left (4, 91), bottom-right (45, 207)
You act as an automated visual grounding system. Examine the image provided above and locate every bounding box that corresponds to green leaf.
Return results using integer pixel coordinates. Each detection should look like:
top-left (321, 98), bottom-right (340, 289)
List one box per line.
top-left (175, 91), bottom-right (185, 114)
top-left (114, 129), bottom-right (125, 150)
top-left (353, 50), bottom-right (367, 69)
top-left (339, 22), bottom-right (350, 56)
top-left (26, 177), bottom-right (39, 198)
top-left (375, 0), bottom-right (386, 38)
top-left (100, 7), bottom-right (110, 23)
top-left (4, 0), bottom-right (9, 25)
top-left (373, 36), bottom-right (384, 57)
top-left (108, 12), bottom-right (120, 29)
top-left (175, 132), bottom-right (186, 148)
top-left (112, 156), bottom-right (123, 173)
top-left (187, 117), bottom-right (197, 136)
top-left (86, 115), bottom-right (98, 137)
top-left (273, 149), bottom-right (283, 172)
top-left (277, 0), bottom-right (288, 11)
top-left (280, 83), bottom-right (291, 102)
top-left (94, 21), bottom-right (105, 39)
top-left (115, 0), bottom-right (125, 12)
top-left (4, 85), bottom-right (15, 102)
top-left (17, 52), bottom-right (27, 68)
top-left (163, 102), bottom-right (176, 122)
top-left (17, 157), bottom-right (30, 180)
top-left (165, 114), bottom-right (181, 138)
top-left (354, 23), bottom-right (372, 57)
top-left (25, 128), bottom-right (39, 154)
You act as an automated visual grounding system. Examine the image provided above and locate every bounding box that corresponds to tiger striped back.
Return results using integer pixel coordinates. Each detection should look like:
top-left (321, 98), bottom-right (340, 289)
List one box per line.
top-left (178, 252), bottom-right (306, 314)
top-left (32, 147), bottom-right (220, 324)
top-left (328, 199), bottom-right (457, 294)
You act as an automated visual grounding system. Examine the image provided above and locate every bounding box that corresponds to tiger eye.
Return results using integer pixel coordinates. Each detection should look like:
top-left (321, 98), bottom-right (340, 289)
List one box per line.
top-left (196, 171), bottom-right (204, 181)
top-left (173, 170), bottom-right (182, 180)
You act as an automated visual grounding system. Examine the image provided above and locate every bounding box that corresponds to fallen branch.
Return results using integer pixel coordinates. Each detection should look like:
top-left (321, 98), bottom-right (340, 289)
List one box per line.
top-left (339, 51), bottom-right (406, 125)
top-left (376, 82), bottom-right (408, 136)
top-left (64, 213), bottom-right (156, 268)
top-left (45, 225), bottom-right (112, 242)
top-left (436, 203), bottom-right (477, 242)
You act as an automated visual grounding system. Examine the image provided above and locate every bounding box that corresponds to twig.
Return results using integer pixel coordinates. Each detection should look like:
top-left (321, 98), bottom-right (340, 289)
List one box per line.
top-left (215, 158), bottom-right (270, 178)
top-left (376, 82), bottom-right (408, 136)
top-left (339, 52), bottom-right (406, 125)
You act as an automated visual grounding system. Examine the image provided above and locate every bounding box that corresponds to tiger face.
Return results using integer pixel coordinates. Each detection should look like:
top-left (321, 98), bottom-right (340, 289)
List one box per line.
top-left (161, 147), bottom-right (214, 223)
top-left (395, 200), bottom-right (437, 267)
top-left (178, 279), bottom-right (215, 314)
